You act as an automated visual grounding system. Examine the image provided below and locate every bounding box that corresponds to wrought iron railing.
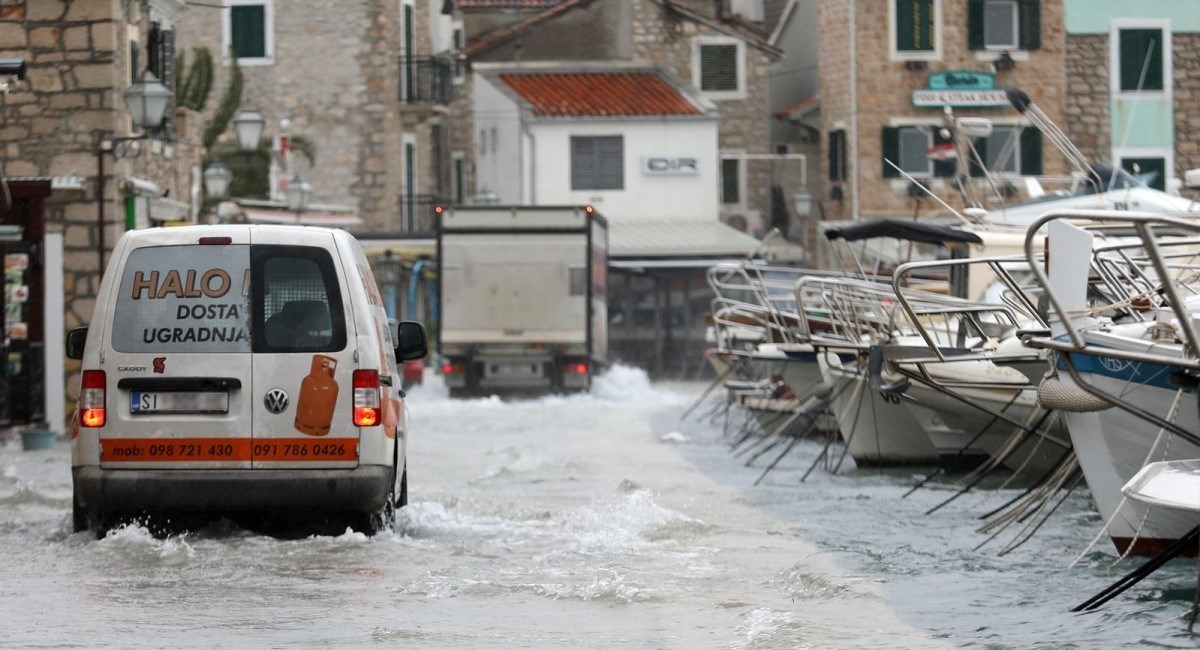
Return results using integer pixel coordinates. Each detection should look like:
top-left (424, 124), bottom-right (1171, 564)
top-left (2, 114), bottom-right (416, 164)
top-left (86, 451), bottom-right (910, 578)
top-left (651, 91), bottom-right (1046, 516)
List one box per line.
top-left (399, 56), bottom-right (456, 106)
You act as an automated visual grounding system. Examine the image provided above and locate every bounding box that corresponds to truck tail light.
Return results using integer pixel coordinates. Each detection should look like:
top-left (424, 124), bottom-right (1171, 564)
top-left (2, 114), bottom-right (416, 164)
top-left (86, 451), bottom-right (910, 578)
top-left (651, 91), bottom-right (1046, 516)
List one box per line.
top-left (567, 362), bottom-right (588, 375)
top-left (353, 369), bottom-right (380, 427)
top-left (80, 370), bottom-right (106, 427)
top-left (441, 362), bottom-right (465, 375)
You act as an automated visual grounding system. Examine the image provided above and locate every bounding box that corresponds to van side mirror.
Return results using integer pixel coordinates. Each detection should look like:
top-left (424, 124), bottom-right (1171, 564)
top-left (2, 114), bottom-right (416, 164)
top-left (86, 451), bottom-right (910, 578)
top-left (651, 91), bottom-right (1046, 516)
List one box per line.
top-left (66, 327), bottom-right (88, 360)
top-left (395, 321), bottom-right (428, 362)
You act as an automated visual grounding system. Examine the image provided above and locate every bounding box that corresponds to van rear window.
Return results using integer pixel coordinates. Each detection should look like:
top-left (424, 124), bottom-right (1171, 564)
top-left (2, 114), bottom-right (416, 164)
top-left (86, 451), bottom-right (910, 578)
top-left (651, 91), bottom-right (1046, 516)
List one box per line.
top-left (112, 244), bottom-right (346, 354)
top-left (112, 245), bottom-right (252, 353)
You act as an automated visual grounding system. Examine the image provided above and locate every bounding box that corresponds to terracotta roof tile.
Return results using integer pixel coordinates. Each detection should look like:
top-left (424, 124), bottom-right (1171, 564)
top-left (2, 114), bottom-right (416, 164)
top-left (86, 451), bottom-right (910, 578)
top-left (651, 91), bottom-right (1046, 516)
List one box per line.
top-left (496, 72), bottom-right (702, 117)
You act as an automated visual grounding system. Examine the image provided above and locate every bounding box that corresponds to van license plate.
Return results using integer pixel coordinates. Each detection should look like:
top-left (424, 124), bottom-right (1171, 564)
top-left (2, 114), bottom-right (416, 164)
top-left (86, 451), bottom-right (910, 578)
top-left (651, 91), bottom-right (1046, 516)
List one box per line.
top-left (131, 391), bottom-right (229, 414)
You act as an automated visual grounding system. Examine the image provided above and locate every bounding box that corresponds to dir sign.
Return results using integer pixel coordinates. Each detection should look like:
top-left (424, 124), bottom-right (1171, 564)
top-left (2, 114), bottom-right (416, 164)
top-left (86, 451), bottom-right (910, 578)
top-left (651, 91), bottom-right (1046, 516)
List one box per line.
top-left (643, 156), bottom-right (699, 175)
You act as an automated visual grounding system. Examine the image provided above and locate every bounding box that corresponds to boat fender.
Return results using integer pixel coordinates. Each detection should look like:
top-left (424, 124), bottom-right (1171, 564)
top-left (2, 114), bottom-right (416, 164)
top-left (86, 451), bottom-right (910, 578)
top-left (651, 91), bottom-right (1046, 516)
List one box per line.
top-left (1036, 374), bottom-right (1113, 412)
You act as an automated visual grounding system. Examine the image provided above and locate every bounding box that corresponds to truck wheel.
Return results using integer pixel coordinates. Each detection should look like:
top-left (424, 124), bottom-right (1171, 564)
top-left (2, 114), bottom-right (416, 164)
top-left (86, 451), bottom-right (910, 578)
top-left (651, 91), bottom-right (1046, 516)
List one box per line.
top-left (72, 497), bottom-right (88, 534)
top-left (88, 511), bottom-right (111, 540)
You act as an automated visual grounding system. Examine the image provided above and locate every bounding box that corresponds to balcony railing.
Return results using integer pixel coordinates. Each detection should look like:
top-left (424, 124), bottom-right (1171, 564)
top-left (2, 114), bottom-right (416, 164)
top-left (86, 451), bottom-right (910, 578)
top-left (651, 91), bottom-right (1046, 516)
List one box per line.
top-left (398, 193), bottom-right (447, 234)
top-left (399, 56), bottom-right (456, 106)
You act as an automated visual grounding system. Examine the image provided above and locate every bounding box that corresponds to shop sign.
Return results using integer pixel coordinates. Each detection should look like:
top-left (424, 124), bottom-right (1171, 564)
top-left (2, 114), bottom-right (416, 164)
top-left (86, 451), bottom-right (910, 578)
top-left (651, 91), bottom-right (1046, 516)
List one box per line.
top-left (643, 156), bottom-right (699, 175)
top-left (913, 70), bottom-right (1008, 108)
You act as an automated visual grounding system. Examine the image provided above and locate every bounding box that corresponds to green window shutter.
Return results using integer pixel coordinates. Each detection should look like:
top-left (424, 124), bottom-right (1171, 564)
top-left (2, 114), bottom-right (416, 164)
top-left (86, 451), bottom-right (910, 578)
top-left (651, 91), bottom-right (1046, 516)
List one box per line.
top-left (967, 0), bottom-right (985, 51)
top-left (1018, 0), bottom-right (1041, 50)
top-left (721, 158), bottom-right (740, 203)
top-left (231, 5), bottom-right (266, 59)
top-left (1019, 128), bottom-right (1042, 175)
top-left (882, 127), bottom-right (901, 178)
top-left (1119, 29), bottom-right (1164, 92)
top-left (828, 130), bottom-right (846, 182)
top-left (895, 0), bottom-right (935, 52)
top-left (969, 137), bottom-right (988, 178)
top-left (933, 128), bottom-right (956, 178)
top-left (701, 44), bottom-right (738, 91)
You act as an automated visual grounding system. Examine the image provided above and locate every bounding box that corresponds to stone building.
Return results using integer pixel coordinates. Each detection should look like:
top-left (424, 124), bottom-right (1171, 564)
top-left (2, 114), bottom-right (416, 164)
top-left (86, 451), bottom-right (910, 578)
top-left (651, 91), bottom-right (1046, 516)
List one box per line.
top-left (174, 0), bottom-right (456, 233)
top-left (816, 0), bottom-right (1069, 222)
top-left (0, 0), bottom-right (203, 430)
top-left (1063, 0), bottom-right (1200, 190)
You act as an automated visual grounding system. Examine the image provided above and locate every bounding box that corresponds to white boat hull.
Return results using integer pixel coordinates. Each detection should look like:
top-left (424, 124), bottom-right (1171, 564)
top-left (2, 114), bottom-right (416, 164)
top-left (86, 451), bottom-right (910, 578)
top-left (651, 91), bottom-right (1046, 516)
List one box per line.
top-left (818, 352), bottom-right (939, 466)
top-left (1064, 366), bottom-right (1200, 556)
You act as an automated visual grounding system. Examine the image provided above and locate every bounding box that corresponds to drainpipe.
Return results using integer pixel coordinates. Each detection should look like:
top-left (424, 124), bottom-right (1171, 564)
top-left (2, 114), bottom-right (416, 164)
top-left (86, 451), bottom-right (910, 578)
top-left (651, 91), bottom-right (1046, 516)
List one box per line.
top-left (96, 142), bottom-right (109, 272)
top-left (848, 0), bottom-right (859, 221)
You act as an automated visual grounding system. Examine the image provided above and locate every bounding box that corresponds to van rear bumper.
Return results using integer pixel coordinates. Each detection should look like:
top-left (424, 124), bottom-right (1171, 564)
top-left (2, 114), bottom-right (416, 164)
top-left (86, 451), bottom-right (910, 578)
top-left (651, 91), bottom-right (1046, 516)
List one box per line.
top-left (73, 466), bottom-right (392, 515)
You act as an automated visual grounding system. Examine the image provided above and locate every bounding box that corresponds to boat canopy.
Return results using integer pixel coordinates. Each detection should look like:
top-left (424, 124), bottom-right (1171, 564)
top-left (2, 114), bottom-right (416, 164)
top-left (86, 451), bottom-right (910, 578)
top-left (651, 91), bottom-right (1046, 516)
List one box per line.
top-left (824, 219), bottom-right (984, 245)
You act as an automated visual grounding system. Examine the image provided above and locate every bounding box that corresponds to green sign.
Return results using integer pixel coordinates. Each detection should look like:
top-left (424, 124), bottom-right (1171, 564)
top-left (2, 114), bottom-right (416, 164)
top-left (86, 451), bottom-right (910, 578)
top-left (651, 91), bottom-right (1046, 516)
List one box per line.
top-left (927, 70), bottom-right (995, 91)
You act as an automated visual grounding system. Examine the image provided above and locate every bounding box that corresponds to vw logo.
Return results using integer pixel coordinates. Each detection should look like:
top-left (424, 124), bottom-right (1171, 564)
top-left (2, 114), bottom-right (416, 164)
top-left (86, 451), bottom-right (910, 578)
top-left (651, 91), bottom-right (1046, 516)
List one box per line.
top-left (264, 388), bottom-right (290, 414)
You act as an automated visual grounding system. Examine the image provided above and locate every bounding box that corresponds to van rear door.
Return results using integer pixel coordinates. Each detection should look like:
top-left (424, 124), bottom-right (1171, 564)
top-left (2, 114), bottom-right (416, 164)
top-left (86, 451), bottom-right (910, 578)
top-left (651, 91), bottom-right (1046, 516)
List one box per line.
top-left (248, 240), bottom-right (359, 469)
top-left (101, 239), bottom-right (253, 469)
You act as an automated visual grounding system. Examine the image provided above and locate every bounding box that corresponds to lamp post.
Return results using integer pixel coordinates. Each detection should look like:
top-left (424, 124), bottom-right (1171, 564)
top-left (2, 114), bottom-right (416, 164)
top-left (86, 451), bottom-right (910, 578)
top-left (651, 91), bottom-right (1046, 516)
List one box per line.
top-left (285, 173), bottom-right (312, 223)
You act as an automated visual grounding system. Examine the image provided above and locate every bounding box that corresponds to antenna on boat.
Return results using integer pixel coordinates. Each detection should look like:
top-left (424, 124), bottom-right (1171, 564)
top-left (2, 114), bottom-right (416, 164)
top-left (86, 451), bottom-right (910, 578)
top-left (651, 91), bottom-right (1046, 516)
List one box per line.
top-left (1005, 88), bottom-right (1093, 178)
top-left (883, 159), bottom-right (973, 226)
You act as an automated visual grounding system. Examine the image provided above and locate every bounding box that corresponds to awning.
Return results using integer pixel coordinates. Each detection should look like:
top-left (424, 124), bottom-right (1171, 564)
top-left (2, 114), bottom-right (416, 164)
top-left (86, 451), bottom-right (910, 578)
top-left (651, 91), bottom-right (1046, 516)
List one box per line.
top-left (243, 207), bottom-right (363, 227)
top-left (607, 218), bottom-right (805, 261)
top-left (149, 196), bottom-right (190, 222)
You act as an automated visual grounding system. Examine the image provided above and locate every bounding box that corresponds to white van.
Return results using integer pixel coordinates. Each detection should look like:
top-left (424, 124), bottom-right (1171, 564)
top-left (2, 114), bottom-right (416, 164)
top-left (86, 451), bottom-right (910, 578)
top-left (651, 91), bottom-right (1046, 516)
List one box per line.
top-left (65, 225), bottom-right (427, 537)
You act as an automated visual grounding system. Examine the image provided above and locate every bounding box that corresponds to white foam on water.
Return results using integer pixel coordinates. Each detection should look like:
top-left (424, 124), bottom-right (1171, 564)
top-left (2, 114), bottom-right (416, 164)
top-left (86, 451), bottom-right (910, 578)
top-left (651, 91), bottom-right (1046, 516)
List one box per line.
top-left (732, 608), bottom-right (809, 650)
top-left (589, 365), bottom-right (660, 403)
top-left (529, 567), bottom-right (655, 603)
top-left (557, 490), bottom-right (701, 555)
top-left (99, 523), bottom-right (196, 564)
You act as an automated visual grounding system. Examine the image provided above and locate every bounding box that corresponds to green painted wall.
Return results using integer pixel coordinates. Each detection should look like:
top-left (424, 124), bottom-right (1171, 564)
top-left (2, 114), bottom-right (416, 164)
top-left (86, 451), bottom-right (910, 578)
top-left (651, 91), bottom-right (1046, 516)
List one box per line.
top-left (1111, 98), bottom-right (1174, 148)
top-left (1066, 0), bottom-right (1200, 33)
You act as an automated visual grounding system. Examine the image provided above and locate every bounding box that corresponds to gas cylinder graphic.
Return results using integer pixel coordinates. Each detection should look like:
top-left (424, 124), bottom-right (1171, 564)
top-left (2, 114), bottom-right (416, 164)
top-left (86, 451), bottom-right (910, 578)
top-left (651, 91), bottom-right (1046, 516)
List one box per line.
top-left (295, 355), bottom-right (339, 436)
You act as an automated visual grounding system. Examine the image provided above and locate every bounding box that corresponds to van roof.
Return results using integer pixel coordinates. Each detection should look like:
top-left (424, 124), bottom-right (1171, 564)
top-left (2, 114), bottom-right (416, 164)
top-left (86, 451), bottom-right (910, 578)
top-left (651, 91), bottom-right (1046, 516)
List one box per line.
top-left (117, 224), bottom-right (355, 247)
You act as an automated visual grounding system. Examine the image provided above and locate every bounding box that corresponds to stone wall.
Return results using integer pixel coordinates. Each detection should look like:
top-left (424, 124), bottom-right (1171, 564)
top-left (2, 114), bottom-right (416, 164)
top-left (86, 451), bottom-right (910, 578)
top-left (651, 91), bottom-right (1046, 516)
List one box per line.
top-left (1175, 33), bottom-right (1200, 177)
top-left (1064, 33), bottom-right (1109, 162)
top-left (817, 0), bottom-right (851, 222)
top-left (175, 0), bottom-right (411, 231)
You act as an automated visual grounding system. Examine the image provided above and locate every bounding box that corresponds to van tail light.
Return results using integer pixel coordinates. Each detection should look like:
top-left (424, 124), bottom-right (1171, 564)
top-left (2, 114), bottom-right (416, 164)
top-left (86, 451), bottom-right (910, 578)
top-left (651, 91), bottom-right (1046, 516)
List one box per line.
top-left (353, 369), bottom-right (380, 427)
top-left (80, 370), bottom-right (106, 428)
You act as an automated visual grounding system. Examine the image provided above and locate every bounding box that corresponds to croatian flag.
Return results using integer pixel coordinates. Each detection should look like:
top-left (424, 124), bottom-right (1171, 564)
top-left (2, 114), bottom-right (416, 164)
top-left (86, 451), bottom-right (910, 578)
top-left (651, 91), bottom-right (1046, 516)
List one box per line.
top-left (925, 142), bottom-right (957, 162)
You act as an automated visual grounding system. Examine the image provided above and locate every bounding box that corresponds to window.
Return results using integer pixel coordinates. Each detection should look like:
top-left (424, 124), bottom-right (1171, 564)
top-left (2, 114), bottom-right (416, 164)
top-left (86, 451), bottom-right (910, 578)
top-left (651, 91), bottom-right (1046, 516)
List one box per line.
top-left (967, 0), bottom-right (1039, 51)
top-left (969, 125), bottom-right (1043, 176)
top-left (828, 130), bottom-right (847, 182)
top-left (893, 0), bottom-right (937, 54)
top-left (881, 126), bottom-right (955, 178)
top-left (1117, 28), bottom-right (1164, 92)
top-left (253, 246), bottom-right (346, 354)
top-left (692, 36), bottom-right (744, 99)
top-left (1120, 157), bottom-right (1166, 191)
top-left (452, 152), bottom-right (466, 205)
top-left (571, 136), bottom-right (623, 191)
top-left (721, 158), bottom-right (740, 204)
top-left (223, 0), bottom-right (273, 65)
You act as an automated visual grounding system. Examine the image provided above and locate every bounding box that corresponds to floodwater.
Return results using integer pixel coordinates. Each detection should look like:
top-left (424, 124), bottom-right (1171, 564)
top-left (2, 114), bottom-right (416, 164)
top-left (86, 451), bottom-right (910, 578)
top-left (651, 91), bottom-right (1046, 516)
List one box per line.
top-left (0, 366), bottom-right (1197, 648)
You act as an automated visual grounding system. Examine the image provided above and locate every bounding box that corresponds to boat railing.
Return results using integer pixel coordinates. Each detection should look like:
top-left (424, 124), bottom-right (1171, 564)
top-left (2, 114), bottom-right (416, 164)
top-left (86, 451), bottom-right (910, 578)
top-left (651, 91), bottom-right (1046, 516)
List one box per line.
top-left (1022, 210), bottom-right (1200, 371)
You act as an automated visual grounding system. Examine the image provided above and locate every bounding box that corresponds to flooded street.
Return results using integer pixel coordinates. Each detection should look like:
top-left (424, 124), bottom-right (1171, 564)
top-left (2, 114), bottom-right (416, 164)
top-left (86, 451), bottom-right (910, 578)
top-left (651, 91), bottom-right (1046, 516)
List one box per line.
top-left (1, 367), bottom-right (1197, 648)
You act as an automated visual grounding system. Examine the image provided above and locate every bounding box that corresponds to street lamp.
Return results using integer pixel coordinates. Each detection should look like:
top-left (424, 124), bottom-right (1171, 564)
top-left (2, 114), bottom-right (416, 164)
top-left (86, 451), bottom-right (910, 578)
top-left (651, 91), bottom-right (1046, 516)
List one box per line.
top-left (792, 188), bottom-right (813, 253)
top-left (122, 71), bottom-right (172, 132)
top-left (203, 161), bottom-right (233, 201)
top-left (232, 108), bottom-right (266, 152)
top-left (285, 173), bottom-right (312, 223)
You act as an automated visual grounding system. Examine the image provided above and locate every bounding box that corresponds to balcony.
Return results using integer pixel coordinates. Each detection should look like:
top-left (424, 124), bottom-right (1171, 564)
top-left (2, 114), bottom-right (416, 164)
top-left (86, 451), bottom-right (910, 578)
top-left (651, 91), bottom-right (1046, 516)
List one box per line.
top-left (399, 56), bottom-right (456, 108)
top-left (398, 193), bottom-right (447, 235)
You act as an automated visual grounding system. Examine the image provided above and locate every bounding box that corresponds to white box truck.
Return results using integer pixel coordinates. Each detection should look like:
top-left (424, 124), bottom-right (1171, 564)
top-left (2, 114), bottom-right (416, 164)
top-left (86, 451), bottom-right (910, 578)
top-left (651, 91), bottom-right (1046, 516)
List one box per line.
top-left (437, 205), bottom-right (608, 397)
